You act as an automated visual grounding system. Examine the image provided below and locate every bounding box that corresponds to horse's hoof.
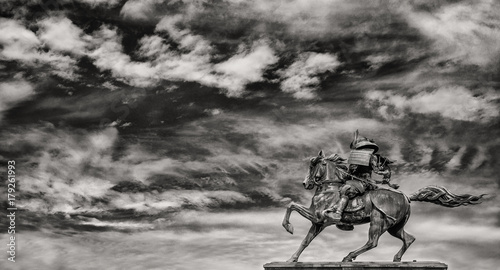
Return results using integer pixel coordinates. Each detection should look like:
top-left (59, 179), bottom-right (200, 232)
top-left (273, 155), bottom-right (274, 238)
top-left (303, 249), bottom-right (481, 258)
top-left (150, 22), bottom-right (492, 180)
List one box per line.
top-left (342, 257), bottom-right (353, 262)
top-left (393, 258), bottom-right (401, 262)
top-left (286, 258), bottom-right (298, 262)
top-left (283, 223), bottom-right (294, 234)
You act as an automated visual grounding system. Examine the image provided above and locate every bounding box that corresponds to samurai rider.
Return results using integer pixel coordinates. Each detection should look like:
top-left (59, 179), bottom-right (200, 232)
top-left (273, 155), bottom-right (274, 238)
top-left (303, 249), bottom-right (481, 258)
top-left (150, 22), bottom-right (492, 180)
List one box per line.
top-left (326, 130), bottom-right (396, 222)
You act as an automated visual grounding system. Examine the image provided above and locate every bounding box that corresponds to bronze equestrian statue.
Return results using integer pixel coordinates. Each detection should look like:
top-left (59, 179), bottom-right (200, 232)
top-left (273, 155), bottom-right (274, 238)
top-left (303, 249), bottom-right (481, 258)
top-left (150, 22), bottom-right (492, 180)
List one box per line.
top-left (282, 132), bottom-right (485, 263)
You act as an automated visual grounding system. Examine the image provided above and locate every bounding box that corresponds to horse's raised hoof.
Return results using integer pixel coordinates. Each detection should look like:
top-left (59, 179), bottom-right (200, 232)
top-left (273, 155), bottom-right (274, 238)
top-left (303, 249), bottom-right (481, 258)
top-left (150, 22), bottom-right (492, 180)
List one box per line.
top-left (282, 222), bottom-right (294, 234)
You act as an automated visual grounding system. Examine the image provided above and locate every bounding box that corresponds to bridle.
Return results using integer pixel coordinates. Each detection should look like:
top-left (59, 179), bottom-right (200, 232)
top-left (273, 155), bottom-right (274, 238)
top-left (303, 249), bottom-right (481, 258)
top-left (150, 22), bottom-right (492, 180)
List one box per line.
top-left (307, 156), bottom-right (324, 186)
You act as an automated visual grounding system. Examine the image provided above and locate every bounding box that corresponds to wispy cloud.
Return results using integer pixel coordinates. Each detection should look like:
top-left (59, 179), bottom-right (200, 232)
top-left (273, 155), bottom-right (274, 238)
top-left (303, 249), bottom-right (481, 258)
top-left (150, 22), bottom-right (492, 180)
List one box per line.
top-left (279, 52), bottom-right (341, 99)
top-left (365, 86), bottom-right (500, 122)
top-left (406, 0), bottom-right (500, 66)
top-left (77, 0), bottom-right (121, 8)
top-left (214, 43), bottom-right (278, 96)
top-left (0, 79), bottom-right (35, 121)
top-left (90, 20), bottom-right (278, 96)
top-left (89, 25), bottom-right (158, 87)
top-left (120, 0), bottom-right (175, 22)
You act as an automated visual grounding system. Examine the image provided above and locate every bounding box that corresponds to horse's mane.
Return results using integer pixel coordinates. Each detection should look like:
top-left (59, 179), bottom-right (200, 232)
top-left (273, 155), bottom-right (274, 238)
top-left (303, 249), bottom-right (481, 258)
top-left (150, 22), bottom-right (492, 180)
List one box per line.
top-left (323, 154), bottom-right (349, 180)
top-left (337, 163), bottom-right (348, 171)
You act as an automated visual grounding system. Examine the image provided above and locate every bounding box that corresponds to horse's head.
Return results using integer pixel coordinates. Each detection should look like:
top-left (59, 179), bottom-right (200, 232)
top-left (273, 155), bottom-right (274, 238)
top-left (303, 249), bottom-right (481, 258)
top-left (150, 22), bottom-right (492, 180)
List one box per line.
top-left (303, 150), bottom-right (346, 190)
top-left (303, 150), bottom-right (325, 189)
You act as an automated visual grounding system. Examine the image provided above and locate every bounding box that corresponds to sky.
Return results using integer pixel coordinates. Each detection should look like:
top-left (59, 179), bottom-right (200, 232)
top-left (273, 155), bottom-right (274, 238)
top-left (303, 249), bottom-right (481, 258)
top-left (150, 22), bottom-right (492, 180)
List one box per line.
top-left (0, 0), bottom-right (499, 269)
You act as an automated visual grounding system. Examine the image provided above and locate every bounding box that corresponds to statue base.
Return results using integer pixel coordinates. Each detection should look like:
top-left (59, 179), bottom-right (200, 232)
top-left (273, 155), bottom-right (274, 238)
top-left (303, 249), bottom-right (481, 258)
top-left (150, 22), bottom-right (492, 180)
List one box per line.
top-left (263, 262), bottom-right (447, 270)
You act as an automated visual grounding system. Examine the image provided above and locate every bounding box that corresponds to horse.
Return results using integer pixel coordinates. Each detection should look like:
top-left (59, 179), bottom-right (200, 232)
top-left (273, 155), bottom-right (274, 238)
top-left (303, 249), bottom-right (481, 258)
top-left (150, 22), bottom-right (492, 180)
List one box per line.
top-left (282, 150), bottom-right (485, 263)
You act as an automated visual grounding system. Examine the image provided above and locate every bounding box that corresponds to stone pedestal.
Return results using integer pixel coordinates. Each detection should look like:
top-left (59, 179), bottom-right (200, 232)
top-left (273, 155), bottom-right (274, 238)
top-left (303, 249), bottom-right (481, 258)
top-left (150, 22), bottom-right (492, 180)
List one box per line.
top-left (263, 262), bottom-right (447, 270)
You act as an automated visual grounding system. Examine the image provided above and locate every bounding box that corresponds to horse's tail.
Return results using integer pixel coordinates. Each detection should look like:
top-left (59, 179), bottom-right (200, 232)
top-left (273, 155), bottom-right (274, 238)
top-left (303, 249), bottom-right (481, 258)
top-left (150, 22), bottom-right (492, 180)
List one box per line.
top-left (409, 185), bottom-right (486, 208)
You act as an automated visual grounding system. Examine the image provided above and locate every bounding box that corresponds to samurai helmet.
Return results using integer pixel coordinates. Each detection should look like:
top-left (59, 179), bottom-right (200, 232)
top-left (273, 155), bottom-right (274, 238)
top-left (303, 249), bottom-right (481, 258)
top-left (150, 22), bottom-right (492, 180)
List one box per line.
top-left (350, 130), bottom-right (379, 154)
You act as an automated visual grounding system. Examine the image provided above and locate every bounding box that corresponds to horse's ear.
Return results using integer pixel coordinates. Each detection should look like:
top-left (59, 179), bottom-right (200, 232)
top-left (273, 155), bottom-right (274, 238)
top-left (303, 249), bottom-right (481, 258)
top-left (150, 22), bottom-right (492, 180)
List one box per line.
top-left (318, 150), bottom-right (325, 157)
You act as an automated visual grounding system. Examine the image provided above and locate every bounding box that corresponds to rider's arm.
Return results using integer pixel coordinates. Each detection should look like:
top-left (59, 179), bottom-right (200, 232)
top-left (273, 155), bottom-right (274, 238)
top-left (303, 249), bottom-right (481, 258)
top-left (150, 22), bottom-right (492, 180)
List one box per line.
top-left (371, 155), bottom-right (391, 180)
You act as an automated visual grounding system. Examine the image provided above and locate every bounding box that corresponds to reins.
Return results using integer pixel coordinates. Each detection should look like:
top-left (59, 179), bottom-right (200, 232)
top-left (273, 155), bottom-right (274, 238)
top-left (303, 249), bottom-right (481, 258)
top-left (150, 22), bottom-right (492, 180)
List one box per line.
top-left (315, 159), bottom-right (397, 189)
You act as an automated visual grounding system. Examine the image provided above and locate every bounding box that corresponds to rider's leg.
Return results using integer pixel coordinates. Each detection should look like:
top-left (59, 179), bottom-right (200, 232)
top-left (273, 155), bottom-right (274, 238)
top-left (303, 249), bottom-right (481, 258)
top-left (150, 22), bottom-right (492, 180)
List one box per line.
top-left (325, 185), bottom-right (355, 222)
top-left (328, 195), bottom-right (349, 221)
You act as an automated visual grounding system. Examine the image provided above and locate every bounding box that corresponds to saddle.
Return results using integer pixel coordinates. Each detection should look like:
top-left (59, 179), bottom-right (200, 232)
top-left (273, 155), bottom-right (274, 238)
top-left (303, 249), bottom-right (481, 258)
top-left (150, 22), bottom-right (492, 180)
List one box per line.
top-left (333, 196), bottom-right (366, 231)
top-left (342, 186), bottom-right (405, 213)
top-left (334, 188), bottom-right (407, 231)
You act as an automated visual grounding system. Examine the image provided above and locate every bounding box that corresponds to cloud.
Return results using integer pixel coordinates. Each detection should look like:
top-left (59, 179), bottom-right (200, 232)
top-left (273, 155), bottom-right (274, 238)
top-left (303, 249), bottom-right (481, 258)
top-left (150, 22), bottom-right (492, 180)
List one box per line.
top-left (279, 52), bottom-right (341, 99)
top-left (365, 86), bottom-right (500, 122)
top-left (117, 0), bottom-right (424, 95)
top-left (77, 0), bottom-right (121, 8)
top-left (0, 18), bottom-right (79, 80)
top-left (406, 1), bottom-right (500, 66)
top-left (0, 80), bottom-right (35, 121)
top-left (156, 16), bottom-right (278, 95)
top-left (233, 116), bottom-right (384, 153)
top-left (137, 35), bottom-right (171, 59)
top-left (109, 190), bottom-right (254, 213)
top-left (2, 126), bottom-right (122, 213)
top-left (38, 16), bottom-right (90, 55)
top-left (198, 0), bottom-right (402, 39)
top-left (90, 21), bottom-right (278, 96)
top-left (0, 18), bottom-right (40, 61)
top-left (118, 0), bottom-right (366, 36)
top-left (89, 25), bottom-right (158, 87)
top-left (120, 0), bottom-right (180, 22)
top-left (4, 120), bottom-right (287, 214)
top-left (213, 43), bottom-right (278, 96)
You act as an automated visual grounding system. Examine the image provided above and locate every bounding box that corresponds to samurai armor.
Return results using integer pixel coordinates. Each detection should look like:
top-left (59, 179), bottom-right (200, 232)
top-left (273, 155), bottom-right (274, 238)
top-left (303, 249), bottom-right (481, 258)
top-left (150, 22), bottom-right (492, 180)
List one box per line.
top-left (348, 149), bottom-right (374, 166)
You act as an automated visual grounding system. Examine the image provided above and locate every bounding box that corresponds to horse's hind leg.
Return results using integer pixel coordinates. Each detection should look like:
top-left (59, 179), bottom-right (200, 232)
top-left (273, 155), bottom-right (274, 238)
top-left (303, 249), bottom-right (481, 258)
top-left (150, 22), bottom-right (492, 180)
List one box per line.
top-left (388, 219), bottom-right (415, 262)
top-left (287, 223), bottom-right (325, 262)
top-left (282, 202), bottom-right (316, 234)
top-left (342, 210), bottom-right (389, 262)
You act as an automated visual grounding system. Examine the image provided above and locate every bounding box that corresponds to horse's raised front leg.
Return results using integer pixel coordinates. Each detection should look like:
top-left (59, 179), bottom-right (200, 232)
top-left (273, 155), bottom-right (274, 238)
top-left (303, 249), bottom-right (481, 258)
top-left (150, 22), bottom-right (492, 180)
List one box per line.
top-left (282, 202), bottom-right (316, 234)
top-left (342, 210), bottom-right (389, 262)
top-left (287, 223), bottom-right (325, 262)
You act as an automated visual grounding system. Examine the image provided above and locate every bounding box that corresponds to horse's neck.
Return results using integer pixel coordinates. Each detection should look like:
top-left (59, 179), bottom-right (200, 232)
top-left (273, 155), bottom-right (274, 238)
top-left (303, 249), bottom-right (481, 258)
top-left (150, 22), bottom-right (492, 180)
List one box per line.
top-left (312, 183), bottom-right (341, 209)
